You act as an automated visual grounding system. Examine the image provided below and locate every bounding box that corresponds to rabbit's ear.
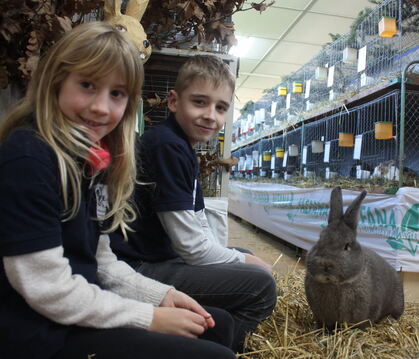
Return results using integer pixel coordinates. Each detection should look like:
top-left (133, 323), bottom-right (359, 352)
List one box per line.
top-left (104, 0), bottom-right (122, 20)
top-left (328, 186), bottom-right (343, 224)
top-left (343, 190), bottom-right (367, 230)
top-left (125, 0), bottom-right (149, 21)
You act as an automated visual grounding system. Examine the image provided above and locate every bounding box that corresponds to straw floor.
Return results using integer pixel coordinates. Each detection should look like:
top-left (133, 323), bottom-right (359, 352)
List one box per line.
top-left (239, 268), bottom-right (419, 359)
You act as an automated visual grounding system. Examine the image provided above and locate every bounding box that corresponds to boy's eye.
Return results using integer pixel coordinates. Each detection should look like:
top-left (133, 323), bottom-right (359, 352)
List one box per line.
top-left (193, 99), bottom-right (205, 105)
top-left (216, 104), bottom-right (228, 112)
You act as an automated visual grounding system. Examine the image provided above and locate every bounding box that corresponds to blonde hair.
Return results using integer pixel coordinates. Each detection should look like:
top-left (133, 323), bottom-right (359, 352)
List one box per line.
top-left (174, 55), bottom-right (235, 95)
top-left (0, 22), bottom-right (144, 237)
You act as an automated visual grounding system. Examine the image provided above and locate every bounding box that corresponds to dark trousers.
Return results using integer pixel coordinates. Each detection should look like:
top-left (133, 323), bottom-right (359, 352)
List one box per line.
top-left (133, 253), bottom-right (277, 352)
top-left (52, 306), bottom-right (236, 359)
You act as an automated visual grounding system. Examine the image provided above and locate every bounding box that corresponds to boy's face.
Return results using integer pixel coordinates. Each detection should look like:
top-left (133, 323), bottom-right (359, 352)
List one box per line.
top-left (167, 79), bottom-right (233, 147)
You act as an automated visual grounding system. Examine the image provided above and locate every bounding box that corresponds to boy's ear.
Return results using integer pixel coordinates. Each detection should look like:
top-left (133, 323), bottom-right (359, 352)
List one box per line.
top-left (167, 90), bottom-right (178, 113)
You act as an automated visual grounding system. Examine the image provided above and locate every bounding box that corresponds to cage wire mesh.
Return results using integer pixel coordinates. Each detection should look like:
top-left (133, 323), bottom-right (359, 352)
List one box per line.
top-left (302, 118), bottom-right (328, 177)
top-left (403, 89), bottom-right (419, 181)
top-left (142, 71), bottom-right (177, 131)
top-left (282, 127), bottom-right (302, 179)
top-left (232, 89), bottom-right (418, 185)
top-left (232, 0), bottom-right (418, 152)
top-left (273, 134), bottom-right (285, 175)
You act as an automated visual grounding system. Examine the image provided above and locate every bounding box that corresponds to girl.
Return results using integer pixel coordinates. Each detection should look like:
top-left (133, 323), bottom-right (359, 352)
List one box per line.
top-left (0, 22), bottom-right (236, 359)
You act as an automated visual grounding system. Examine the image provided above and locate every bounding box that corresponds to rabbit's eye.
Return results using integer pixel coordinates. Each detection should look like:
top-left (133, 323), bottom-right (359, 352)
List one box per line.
top-left (344, 243), bottom-right (351, 251)
top-left (143, 40), bottom-right (150, 48)
top-left (115, 25), bottom-right (127, 32)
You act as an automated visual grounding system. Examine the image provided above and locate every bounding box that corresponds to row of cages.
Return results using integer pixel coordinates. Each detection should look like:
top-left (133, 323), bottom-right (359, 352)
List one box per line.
top-left (232, 0), bottom-right (418, 148)
top-left (231, 89), bottom-right (418, 185)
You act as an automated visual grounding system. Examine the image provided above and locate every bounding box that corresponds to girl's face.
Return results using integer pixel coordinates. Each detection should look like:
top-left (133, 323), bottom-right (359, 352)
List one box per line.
top-left (58, 69), bottom-right (129, 142)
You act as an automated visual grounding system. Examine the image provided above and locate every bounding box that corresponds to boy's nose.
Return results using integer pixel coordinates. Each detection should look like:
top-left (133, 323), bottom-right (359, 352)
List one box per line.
top-left (90, 92), bottom-right (110, 116)
top-left (203, 105), bottom-right (216, 121)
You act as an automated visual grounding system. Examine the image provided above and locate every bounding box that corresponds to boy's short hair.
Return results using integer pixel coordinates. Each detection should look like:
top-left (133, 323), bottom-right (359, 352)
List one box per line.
top-left (174, 55), bottom-right (235, 95)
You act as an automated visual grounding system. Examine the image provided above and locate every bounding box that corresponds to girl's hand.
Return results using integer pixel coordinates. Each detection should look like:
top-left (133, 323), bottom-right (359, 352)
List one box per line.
top-left (149, 307), bottom-right (207, 338)
top-left (160, 289), bottom-right (215, 328)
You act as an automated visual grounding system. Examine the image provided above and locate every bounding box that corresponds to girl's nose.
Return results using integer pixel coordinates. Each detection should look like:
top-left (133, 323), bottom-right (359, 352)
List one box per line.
top-left (90, 92), bottom-right (109, 115)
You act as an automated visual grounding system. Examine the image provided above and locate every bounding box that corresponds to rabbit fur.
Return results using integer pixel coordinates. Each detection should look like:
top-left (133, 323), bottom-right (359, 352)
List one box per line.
top-left (304, 187), bottom-right (404, 329)
top-left (104, 0), bottom-right (151, 62)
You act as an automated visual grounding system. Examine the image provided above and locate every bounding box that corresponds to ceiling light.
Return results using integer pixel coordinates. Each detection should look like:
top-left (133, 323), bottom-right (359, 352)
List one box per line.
top-left (229, 36), bottom-right (255, 58)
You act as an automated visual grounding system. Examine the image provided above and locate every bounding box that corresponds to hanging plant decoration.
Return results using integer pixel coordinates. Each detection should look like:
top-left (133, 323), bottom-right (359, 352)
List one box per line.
top-left (1, 0), bottom-right (273, 91)
top-left (0, 0), bottom-right (104, 91)
top-left (140, 0), bottom-right (274, 50)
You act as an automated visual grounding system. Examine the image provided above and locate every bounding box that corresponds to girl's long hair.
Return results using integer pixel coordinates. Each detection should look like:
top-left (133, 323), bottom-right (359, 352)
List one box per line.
top-left (0, 22), bottom-right (144, 237)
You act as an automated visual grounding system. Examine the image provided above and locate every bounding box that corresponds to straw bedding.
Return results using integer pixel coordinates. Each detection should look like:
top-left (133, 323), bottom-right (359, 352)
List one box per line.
top-left (239, 269), bottom-right (419, 359)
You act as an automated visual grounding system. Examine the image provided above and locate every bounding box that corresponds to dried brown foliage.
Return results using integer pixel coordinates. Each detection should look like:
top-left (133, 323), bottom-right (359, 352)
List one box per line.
top-left (0, 0), bottom-right (102, 90)
top-left (142, 0), bottom-right (274, 50)
top-left (0, 0), bottom-right (273, 90)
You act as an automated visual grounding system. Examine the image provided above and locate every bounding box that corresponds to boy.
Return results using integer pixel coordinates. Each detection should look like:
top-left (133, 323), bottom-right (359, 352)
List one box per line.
top-left (110, 55), bottom-right (277, 352)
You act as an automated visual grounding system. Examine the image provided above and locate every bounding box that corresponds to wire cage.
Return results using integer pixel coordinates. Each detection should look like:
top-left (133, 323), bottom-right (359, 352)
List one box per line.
top-left (355, 90), bottom-right (399, 178)
top-left (273, 134), bottom-right (285, 175)
top-left (403, 89), bottom-right (419, 176)
top-left (260, 138), bottom-right (273, 177)
top-left (356, 0), bottom-right (419, 86)
top-left (302, 51), bottom-right (331, 114)
top-left (229, 0), bottom-right (418, 154)
top-left (283, 127), bottom-right (302, 178)
top-left (302, 118), bottom-right (328, 178)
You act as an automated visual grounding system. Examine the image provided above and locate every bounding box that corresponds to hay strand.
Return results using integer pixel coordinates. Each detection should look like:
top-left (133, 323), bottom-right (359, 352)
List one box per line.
top-left (239, 269), bottom-right (419, 359)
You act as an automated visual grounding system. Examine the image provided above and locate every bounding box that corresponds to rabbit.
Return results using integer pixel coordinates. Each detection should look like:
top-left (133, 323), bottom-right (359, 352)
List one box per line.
top-left (104, 0), bottom-right (152, 62)
top-left (304, 186), bottom-right (404, 330)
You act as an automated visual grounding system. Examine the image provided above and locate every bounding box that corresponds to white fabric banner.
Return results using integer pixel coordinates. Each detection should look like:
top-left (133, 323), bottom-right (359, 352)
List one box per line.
top-left (228, 182), bottom-right (419, 272)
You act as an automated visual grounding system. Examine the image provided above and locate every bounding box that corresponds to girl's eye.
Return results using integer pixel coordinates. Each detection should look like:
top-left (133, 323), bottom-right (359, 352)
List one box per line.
top-left (111, 89), bottom-right (127, 98)
top-left (80, 81), bottom-right (93, 89)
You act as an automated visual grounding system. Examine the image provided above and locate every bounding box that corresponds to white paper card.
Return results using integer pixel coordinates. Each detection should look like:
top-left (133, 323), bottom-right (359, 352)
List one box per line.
top-left (270, 155), bottom-right (275, 170)
top-left (286, 94), bottom-right (291, 109)
top-left (304, 79), bottom-right (311, 99)
top-left (260, 108), bottom-right (265, 123)
top-left (282, 151), bottom-right (288, 167)
top-left (271, 101), bottom-right (277, 117)
top-left (302, 146), bottom-right (308, 164)
top-left (327, 66), bottom-right (334, 88)
top-left (358, 46), bottom-right (367, 72)
top-left (354, 134), bottom-right (363, 160)
top-left (324, 141), bottom-right (331, 162)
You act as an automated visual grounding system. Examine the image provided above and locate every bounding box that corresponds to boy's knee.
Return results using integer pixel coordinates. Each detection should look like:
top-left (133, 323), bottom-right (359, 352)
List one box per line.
top-left (245, 266), bottom-right (278, 312)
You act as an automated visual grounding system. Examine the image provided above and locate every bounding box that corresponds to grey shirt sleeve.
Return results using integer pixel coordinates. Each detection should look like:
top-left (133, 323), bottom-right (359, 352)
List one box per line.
top-left (3, 241), bottom-right (164, 330)
top-left (158, 209), bottom-right (245, 265)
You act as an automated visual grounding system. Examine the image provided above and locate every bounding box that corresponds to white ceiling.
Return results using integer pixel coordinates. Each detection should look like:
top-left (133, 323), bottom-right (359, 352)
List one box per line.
top-left (231, 0), bottom-right (374, 118)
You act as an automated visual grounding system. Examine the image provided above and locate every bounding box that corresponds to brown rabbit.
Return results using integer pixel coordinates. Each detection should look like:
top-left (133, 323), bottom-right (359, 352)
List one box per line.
top-left (104, 0), bottom-right (151, 62)
top-left (304, 187), bottom-right (404, 329)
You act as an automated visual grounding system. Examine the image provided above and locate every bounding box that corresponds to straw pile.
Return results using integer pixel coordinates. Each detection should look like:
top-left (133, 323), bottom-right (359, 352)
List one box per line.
top-left (239, 269), bottom-right (419, 359)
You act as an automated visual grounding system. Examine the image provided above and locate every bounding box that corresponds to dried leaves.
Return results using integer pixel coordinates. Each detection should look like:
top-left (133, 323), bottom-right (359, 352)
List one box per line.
top-left (0, 0), bottom-right (102, 89)
top-left (142, 0), bottom-right (273, 50)
top-left (1, 0), bottom-right (273, 90)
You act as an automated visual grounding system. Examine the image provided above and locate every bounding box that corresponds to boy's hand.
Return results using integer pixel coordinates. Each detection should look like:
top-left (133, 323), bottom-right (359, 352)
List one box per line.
top-left (150, 307), bottom-right (207, 338)
top-left (160, 289), bottom-right (215, 328)
top-left (244, 253), bottom-right (273, 273)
